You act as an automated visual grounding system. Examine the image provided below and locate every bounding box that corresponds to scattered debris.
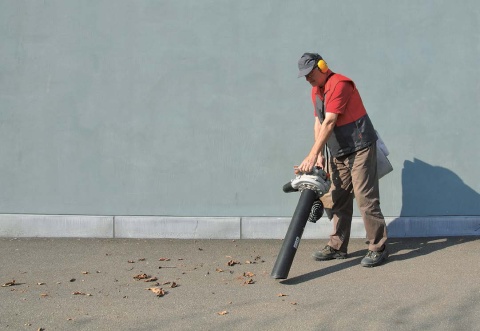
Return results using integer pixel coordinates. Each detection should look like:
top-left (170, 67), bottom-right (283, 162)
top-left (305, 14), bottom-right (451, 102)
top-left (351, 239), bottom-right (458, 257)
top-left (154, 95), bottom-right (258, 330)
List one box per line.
top-left (227, 260), bottom-right (240, 266)
top-left (2, 280), bottom-right (17, 287)
top-left (277, 293), bottom-right (288, 297)
top-left (217, 311), bottom-right (228, 315)
top-left (159, 257), bottom-right (170, 261)
top-left (133, 274), bottom-right (150, 280)
top-left (243, 272), bottom-right (255, 278)
top-left (144, 277), bottom-right (158, 283)
top-left (146, 287), bottom-right (165, 297)
top-left (244, 278), bottom-right (255, 285)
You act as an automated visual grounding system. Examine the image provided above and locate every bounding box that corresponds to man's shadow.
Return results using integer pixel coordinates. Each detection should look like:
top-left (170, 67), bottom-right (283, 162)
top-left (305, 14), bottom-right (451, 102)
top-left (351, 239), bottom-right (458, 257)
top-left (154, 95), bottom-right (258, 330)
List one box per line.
top-left (398, 158), bottom-right (480, 217)
top-left (282, 159), bottom-right (480, 285)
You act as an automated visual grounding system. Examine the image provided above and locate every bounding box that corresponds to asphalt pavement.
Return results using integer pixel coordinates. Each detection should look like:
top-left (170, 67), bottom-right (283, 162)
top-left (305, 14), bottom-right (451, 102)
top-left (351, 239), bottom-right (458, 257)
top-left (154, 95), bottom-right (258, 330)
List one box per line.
top-left (1, 236), bottom-right (479, 331)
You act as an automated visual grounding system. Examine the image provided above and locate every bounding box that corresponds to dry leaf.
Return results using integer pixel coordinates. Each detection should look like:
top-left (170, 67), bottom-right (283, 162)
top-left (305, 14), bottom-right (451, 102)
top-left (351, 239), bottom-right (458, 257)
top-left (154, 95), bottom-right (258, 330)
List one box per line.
top-left (277, 293), bottom-right (288, 297)
top-left (2, 280), bottom-right (16, 287)
top-left (158, 258), bottom-right (170, 261)
top-left (133, 273), bottom-right (149, 280)
top-left (73, 291), bottom-right (86, 295)
top-left (244, 278), bottom-right (255, 285)
top-left (290, 302), bottom-right (297, 305)
top-left (40, 293), bottom-right (49, 297)
top-left (147, 287), bottom-right (165, 297)
top-left (217, 311), bottom-right (228, 315)
top-left (243, 272), bottom-right (255, 277)
top-left (37, 282), bottom-right (46, 285)
top-left (138, 258), bottom-right (146, 261)
top-left (82, 271), bottom-right (89, 275)
top-left (170, 282), bottom-right (177, 288)
top-left (127, 260), bottom-right (135, 263)
top-left (144, 277), bottom-right (158, 282)
top-left (215, 268), bottom-right (224, 273)
top-left (227, 260), bottom-right (240, 266)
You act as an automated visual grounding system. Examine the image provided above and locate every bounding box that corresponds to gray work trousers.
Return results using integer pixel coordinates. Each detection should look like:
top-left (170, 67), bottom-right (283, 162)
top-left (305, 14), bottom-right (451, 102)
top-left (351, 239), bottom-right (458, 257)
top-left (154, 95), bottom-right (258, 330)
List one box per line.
top-left (327, 142), bottom-right (388, 253)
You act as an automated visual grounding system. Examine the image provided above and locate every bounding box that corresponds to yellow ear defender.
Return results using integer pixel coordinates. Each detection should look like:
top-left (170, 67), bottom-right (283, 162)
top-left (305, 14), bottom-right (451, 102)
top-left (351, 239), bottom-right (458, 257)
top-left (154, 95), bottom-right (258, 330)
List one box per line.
top-left (317, 59), bottom-right (329, 73)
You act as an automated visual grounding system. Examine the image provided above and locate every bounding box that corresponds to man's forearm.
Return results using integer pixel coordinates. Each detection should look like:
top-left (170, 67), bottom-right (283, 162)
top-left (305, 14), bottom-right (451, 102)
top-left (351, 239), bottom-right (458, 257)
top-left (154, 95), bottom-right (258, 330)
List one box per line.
top-left (310, 119), bottom-right (336, 157)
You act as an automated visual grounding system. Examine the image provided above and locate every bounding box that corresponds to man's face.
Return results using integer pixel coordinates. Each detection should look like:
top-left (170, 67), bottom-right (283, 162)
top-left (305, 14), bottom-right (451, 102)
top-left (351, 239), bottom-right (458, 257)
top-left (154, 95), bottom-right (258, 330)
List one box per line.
top-left (305, 67), bottom-right (327, 87)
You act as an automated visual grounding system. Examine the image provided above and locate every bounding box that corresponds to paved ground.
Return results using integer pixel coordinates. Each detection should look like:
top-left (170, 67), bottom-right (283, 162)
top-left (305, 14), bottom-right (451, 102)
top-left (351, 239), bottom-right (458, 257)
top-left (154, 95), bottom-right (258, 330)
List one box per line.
top-left (1, 236), bottom-right (479, 331)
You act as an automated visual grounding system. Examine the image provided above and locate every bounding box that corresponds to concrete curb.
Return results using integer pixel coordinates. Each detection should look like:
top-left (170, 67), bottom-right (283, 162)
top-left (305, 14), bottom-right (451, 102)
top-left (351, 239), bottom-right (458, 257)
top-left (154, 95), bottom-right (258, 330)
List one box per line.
top-left (0, 214), bottom-right (479, 238)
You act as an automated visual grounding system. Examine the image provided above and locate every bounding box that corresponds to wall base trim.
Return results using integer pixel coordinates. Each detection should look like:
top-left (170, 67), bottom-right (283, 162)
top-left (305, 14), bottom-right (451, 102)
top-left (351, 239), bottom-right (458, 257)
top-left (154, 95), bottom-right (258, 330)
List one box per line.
top-left (0, 214), bottom-right (478, 239)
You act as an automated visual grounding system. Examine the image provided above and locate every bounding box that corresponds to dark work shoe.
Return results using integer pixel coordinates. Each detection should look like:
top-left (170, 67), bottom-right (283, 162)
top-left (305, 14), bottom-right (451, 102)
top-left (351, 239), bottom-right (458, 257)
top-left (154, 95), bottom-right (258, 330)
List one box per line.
top-left (360, 247), bottom-right (389, 267)
top-left (307, 200), bottom-right (324, 223)
top-left (313, 245), bottom-right (347, 261)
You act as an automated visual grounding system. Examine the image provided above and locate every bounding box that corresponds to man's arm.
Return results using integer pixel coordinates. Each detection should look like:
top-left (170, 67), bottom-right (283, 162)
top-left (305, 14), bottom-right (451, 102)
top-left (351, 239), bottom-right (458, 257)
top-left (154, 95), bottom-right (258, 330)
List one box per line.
top-left (298, 112), bottom-right (338, 173)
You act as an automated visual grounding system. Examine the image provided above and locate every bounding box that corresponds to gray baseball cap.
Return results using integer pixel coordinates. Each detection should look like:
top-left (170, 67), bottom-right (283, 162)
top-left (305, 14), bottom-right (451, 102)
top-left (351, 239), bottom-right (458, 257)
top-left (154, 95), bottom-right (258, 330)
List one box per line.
top-left (297, 53), bottom-right (322, 77)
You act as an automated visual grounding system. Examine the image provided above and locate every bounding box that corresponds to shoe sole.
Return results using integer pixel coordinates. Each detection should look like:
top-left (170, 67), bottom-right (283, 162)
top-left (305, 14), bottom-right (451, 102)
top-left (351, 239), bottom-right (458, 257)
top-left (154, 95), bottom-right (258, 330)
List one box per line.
top-left (312, 254), bottom-right (348, 261)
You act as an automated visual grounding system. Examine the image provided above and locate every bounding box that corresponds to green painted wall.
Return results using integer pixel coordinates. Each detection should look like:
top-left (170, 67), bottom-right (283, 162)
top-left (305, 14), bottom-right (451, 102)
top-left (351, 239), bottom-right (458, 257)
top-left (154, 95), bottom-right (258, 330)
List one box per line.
top-left (1, 0), bottom-right (479, 216)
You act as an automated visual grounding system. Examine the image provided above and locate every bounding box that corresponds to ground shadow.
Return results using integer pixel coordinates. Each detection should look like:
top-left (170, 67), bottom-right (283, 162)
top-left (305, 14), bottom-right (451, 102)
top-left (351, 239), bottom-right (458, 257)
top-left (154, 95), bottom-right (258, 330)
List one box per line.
top-left (281, 236), bottom-right (478, 285)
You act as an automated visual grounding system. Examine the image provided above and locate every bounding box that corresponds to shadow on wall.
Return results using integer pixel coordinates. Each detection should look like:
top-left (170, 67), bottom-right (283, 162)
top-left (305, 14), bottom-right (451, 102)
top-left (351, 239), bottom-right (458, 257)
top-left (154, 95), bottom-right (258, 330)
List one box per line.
top-left (400, 158), bottom-right (480, 216)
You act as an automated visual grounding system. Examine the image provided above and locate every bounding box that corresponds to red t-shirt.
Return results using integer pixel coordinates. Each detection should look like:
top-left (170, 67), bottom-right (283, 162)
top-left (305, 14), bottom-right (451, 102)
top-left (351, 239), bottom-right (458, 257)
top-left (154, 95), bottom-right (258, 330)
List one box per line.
top-left (312, 74), bottom-right (367, 127)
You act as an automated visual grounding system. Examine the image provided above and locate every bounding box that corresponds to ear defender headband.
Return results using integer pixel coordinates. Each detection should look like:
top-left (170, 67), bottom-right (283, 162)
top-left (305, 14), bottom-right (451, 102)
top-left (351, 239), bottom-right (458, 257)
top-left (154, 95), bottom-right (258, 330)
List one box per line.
top-left (317, 58), bottom-right (329, 73)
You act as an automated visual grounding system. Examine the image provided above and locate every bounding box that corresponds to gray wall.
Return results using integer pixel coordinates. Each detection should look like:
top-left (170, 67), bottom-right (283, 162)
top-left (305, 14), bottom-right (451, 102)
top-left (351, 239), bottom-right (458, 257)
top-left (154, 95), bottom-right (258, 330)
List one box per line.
top-left (1, 0), bottom-right (479, 217)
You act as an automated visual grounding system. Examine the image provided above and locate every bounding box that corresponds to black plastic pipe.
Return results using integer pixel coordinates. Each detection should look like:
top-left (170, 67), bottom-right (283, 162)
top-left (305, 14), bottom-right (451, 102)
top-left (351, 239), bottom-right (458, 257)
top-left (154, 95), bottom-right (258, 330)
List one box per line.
top-left (271, 189), bottom-right (317, 279)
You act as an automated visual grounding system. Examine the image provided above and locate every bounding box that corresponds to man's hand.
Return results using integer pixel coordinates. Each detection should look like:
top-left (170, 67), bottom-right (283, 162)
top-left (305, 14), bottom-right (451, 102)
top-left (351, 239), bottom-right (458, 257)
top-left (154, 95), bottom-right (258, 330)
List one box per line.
top-left (297, 153), bottom-right (318, 174)
top-left (315, 154), bottom-right (325, 168)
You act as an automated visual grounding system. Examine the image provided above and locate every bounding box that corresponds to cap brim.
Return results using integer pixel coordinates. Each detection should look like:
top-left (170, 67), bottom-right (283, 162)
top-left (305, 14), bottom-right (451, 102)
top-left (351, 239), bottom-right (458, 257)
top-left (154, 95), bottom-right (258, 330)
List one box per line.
top-left (297, 66), bottom-right (314, 78)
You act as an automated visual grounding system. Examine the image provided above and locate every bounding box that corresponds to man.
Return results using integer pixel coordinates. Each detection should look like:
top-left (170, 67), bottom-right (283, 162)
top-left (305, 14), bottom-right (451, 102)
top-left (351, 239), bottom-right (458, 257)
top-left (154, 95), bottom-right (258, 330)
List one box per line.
top-left (296, 52), bottom-right (388, 267)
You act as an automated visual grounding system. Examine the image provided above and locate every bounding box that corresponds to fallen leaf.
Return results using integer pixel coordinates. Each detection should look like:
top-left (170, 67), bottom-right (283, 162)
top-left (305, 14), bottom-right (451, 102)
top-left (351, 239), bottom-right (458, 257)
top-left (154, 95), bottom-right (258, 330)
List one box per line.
top-left (82, 271), bottom-right (89, 275)
top-left (170, 282), bottom-right (178, 288)
top-left (127, 260), bottom-right (135, 263)
top-left (215, 268), bottom-right (224, 273)
top-left (277, 293), bottom-right (288, 297)
top-left (138, 258), bottom-right (146, 261)
top-left (244, 278), bottom-right (255, 285)
top-left (133, 273), bottom-right (150, 280)
top-left (72, 291), bottom-right (86, 295)
top-left (217, 311), bottom-right (228, 315)
top-left (144, 277), bottom-right (158, 282)
top-left (244, 272), bottom-right (255, 277)
top-left (37, 282), bottom-right (46, 286)
top-left (158, 258), bottom-right (170, 261)
top-left (40, 293), bottom-right (49, 297)
top-left (227, 260), bottom-right (240, 266)
top-left (2, 280), bottom-right (16, 287)
top-left (290, 302), bottom-right (297, 305)
top-left (70, 278), bottom-right (76, 282)
top-left (147, 287), bottom-right (165, 297)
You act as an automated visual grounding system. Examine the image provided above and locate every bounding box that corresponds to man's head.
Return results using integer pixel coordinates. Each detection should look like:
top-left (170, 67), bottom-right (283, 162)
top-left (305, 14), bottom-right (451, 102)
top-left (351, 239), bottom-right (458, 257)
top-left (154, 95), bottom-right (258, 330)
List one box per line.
top-left (297, 53), bottom-right (330, 87)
